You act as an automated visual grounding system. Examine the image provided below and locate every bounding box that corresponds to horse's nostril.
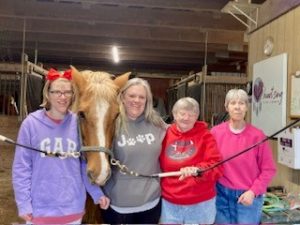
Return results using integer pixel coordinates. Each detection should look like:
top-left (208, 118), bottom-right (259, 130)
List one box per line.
top-left (87, 170), bottom-right (95, 182)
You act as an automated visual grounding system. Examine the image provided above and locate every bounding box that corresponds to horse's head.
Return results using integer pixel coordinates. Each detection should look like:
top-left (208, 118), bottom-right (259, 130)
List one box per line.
top-left (71, 66), bottom-right (130, 186)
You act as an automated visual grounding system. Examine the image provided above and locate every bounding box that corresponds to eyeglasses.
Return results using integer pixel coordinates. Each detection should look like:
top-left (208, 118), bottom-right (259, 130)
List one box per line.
top-left (49, 90), bottom-right (73, 97)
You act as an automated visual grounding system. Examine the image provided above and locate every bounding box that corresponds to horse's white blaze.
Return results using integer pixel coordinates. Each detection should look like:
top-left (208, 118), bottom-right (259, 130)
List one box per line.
top-left (95, 100), bottom-right (110, 184)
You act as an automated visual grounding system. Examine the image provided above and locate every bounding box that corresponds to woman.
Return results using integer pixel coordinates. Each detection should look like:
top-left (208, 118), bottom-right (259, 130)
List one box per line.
top-left (160, 97), bottom-right (223, 224)
top-left (102, 78), bottom-right (166, 224)
top-left (211, 88), bottom-right (276, 224)
top-left (12, 68), bottom-right (109, 224)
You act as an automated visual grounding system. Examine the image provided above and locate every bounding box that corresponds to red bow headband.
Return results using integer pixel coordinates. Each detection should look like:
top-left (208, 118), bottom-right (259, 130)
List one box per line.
top-left (47, 68), bottom-right (72, 81)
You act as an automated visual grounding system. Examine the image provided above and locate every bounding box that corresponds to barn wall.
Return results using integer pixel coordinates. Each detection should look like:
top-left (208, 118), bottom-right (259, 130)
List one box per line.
top-left (145, 77), bottom-right (170, 103)
top-left (144, 77), bottom-right (171, 116)
top-left (248, 5), bottom-right (300, 192)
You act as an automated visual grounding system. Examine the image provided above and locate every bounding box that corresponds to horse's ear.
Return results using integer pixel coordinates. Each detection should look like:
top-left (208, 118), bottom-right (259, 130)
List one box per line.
top-left (114, 72), bottom-right (131, 89)
top-left (71, 65), bottom-right (86, 94)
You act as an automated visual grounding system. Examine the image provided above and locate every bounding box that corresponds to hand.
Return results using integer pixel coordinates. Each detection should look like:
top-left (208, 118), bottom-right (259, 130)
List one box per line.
top-left (99, 196), bottom-right (110, 210)
top-left (20, 213), bottom-right (33, 222)
top-left (179, 166), bottom-right (200, 181)
top-left (238, 190), bottom-right (255, 206)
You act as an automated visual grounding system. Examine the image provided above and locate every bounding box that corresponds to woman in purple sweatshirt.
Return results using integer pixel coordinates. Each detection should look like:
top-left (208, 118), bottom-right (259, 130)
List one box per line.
top-left (12, 69), bottom-right (109, 224)
top-left (211, 88), bottom-right (276, 224)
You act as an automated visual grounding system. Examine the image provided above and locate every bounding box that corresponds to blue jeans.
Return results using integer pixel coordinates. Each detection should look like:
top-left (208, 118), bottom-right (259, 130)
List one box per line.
top-left (215, 182), bottom-right (263, 224)
top-left (160, 197), bottom-right (216, 224)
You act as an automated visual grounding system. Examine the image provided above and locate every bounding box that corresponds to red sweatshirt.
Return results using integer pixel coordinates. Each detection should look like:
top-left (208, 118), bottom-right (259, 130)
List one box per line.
top-left (160, 121), bottom-right (223, 205)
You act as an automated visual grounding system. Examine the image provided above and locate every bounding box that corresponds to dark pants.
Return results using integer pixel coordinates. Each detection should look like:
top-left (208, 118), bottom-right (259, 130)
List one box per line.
top-left (102, 199), bottom-right (161, 224)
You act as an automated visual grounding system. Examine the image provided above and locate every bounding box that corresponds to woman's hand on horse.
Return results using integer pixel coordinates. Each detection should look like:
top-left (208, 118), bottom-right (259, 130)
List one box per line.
top-left (20, 213), bottom-right (33, 222)
top-left (99, 196), bottom-right (110, 210)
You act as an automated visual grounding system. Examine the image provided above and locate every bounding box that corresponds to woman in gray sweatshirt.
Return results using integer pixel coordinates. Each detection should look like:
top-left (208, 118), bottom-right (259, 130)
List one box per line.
top-left (102, 77), bottom-right (167, 224)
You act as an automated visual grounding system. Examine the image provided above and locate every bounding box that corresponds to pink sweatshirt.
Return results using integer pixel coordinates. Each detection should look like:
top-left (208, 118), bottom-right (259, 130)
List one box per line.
top-left (211, 121), bottom-right (276, 195)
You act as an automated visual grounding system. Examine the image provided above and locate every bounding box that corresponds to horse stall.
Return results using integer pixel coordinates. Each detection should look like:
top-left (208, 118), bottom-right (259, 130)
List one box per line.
top-left (0, 67), bottom-right (20, 116)
top-left (0, 61), bottom-right (46, 224)
top-left (167, 72), bottom-right (247, 126)
top-left (0, 61), bottom-right (46, 117)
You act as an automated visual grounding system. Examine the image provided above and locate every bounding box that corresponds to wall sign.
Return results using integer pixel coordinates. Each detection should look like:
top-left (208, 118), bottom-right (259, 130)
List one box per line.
top-left (252, 53), bottom-right (287, 136)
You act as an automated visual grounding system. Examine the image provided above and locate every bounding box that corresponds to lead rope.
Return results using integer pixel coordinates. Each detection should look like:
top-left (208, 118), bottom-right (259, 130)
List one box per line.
top-left (0, 135), bottom-right (80, 158)
top-left (2, 118), bottom-right (299, 177)
top-left (111, 118), bottom-right (300, 178)
top-left (110, 158), bottom-right (165, 178)
top-left (199, 118), bottom-right (300, 175)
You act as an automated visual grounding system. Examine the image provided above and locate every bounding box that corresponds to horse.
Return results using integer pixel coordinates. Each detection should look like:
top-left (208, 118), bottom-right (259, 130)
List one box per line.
top-left (71, 67), bottom-right (130, 222)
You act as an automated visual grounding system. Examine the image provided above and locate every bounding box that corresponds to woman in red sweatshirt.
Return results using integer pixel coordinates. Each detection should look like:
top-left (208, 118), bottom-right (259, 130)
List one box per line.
top-left (160, 97), bottom-right (223, 224)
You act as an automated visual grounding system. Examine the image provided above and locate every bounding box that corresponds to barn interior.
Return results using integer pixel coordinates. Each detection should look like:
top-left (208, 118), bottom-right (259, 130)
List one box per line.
top-left (1, 0), bottom-right (300, 224)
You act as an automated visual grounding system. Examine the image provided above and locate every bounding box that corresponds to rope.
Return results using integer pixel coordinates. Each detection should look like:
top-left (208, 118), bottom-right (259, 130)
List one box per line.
top-left (1, 118), bottom-right (300, 178)
top-left (0, 135), bottom-right (80, 158)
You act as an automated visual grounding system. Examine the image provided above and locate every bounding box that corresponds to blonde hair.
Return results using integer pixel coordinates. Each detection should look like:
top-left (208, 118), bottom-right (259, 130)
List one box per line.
top-left (40, 78), bottom-right (77, 110)
top-left (224, 88), bottom-right (248, 108)
top-left (172, 97), bottom-right (200, 117)
top-left (115, 78), bottom-right (165, 134)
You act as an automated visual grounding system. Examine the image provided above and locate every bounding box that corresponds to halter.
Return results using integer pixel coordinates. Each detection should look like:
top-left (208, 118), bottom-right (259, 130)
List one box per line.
top-left (76, 113), bottom-right (154, 177)
top-left (77, 113), bottom-right (114, 158)
top-left (77, 113), bottom-right (159, 177)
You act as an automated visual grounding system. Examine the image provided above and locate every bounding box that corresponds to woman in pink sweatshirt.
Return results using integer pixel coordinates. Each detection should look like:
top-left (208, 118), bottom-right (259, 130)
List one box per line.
top-left (211, 88), bottom-right (276, 224)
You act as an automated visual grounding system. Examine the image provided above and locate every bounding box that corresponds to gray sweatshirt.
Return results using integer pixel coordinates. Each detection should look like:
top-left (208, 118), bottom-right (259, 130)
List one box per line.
top-left (104, 115), bottom-right (166, 207)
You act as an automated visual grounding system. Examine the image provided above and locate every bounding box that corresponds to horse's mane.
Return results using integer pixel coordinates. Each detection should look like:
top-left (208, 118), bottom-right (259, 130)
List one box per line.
top-left (71, 70), bottom-right (119, 113)
top-left (81, 70), bottom-right (118, 102)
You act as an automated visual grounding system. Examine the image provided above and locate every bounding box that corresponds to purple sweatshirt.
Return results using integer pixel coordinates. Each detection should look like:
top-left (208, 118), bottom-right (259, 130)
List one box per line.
top-left (12, 109), bottom-right (103, 217)
top-left (211, 121), bottom-right (276, 195)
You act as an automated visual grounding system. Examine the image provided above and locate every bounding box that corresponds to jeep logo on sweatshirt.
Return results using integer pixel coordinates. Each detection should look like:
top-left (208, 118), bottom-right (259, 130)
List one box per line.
top-left (117, 133), bottom-right (155, 147)
top-left (166, 140), bottom-right (196, 160)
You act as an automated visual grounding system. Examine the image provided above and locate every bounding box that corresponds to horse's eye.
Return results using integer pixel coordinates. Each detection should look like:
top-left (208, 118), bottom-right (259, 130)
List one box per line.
top-left (79, 111), bottom-right (86, 119)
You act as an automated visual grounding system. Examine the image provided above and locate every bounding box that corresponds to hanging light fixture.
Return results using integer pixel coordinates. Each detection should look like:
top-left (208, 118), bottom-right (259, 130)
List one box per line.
top-left (112, 46), bottom-right (119, 63)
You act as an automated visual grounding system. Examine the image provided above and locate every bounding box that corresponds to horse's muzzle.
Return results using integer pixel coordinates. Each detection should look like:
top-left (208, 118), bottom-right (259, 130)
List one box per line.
top-left (88, 168), bottom-right (111, 186)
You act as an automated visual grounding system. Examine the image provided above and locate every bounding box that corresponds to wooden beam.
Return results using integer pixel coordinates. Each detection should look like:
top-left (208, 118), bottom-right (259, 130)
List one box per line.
top-left (0, 0), bottom-right (244, 31)
top-left (2, 31), bottom-right (236, 52)
top-left (0, 18), bottom-right (246, 44)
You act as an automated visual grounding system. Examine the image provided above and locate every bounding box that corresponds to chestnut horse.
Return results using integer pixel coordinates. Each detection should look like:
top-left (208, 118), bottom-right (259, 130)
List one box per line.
top-left (71, 67), bottom-right (130, 223)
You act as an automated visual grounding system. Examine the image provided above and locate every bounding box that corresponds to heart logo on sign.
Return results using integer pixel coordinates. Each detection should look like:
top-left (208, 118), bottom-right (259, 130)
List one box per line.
top-left (253, 78), bottom-right (263, 102)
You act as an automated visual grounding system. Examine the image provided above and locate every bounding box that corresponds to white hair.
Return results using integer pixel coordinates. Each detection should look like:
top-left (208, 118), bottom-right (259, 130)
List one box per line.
top-left (224, 89), bottom-right (248, 108)
top-left (172, 97), bottom-right (200, 117)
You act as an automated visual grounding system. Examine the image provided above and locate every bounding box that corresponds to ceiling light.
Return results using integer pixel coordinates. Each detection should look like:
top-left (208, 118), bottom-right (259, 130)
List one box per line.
top-left (112, 46), bottom-right (119, 63)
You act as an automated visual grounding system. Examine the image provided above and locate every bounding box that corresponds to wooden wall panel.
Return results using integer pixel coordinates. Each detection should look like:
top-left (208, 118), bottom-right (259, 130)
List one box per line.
top-left (145, 78), bottom-right (170, 101)
top-left (286, 11), bottom-right (295, 120)
top-left (294, 8), bottom-right (300, 71)
top-left (248, 6), bottom-right (300, 193)
top-left (255, 0), bottom-right (300, 29)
